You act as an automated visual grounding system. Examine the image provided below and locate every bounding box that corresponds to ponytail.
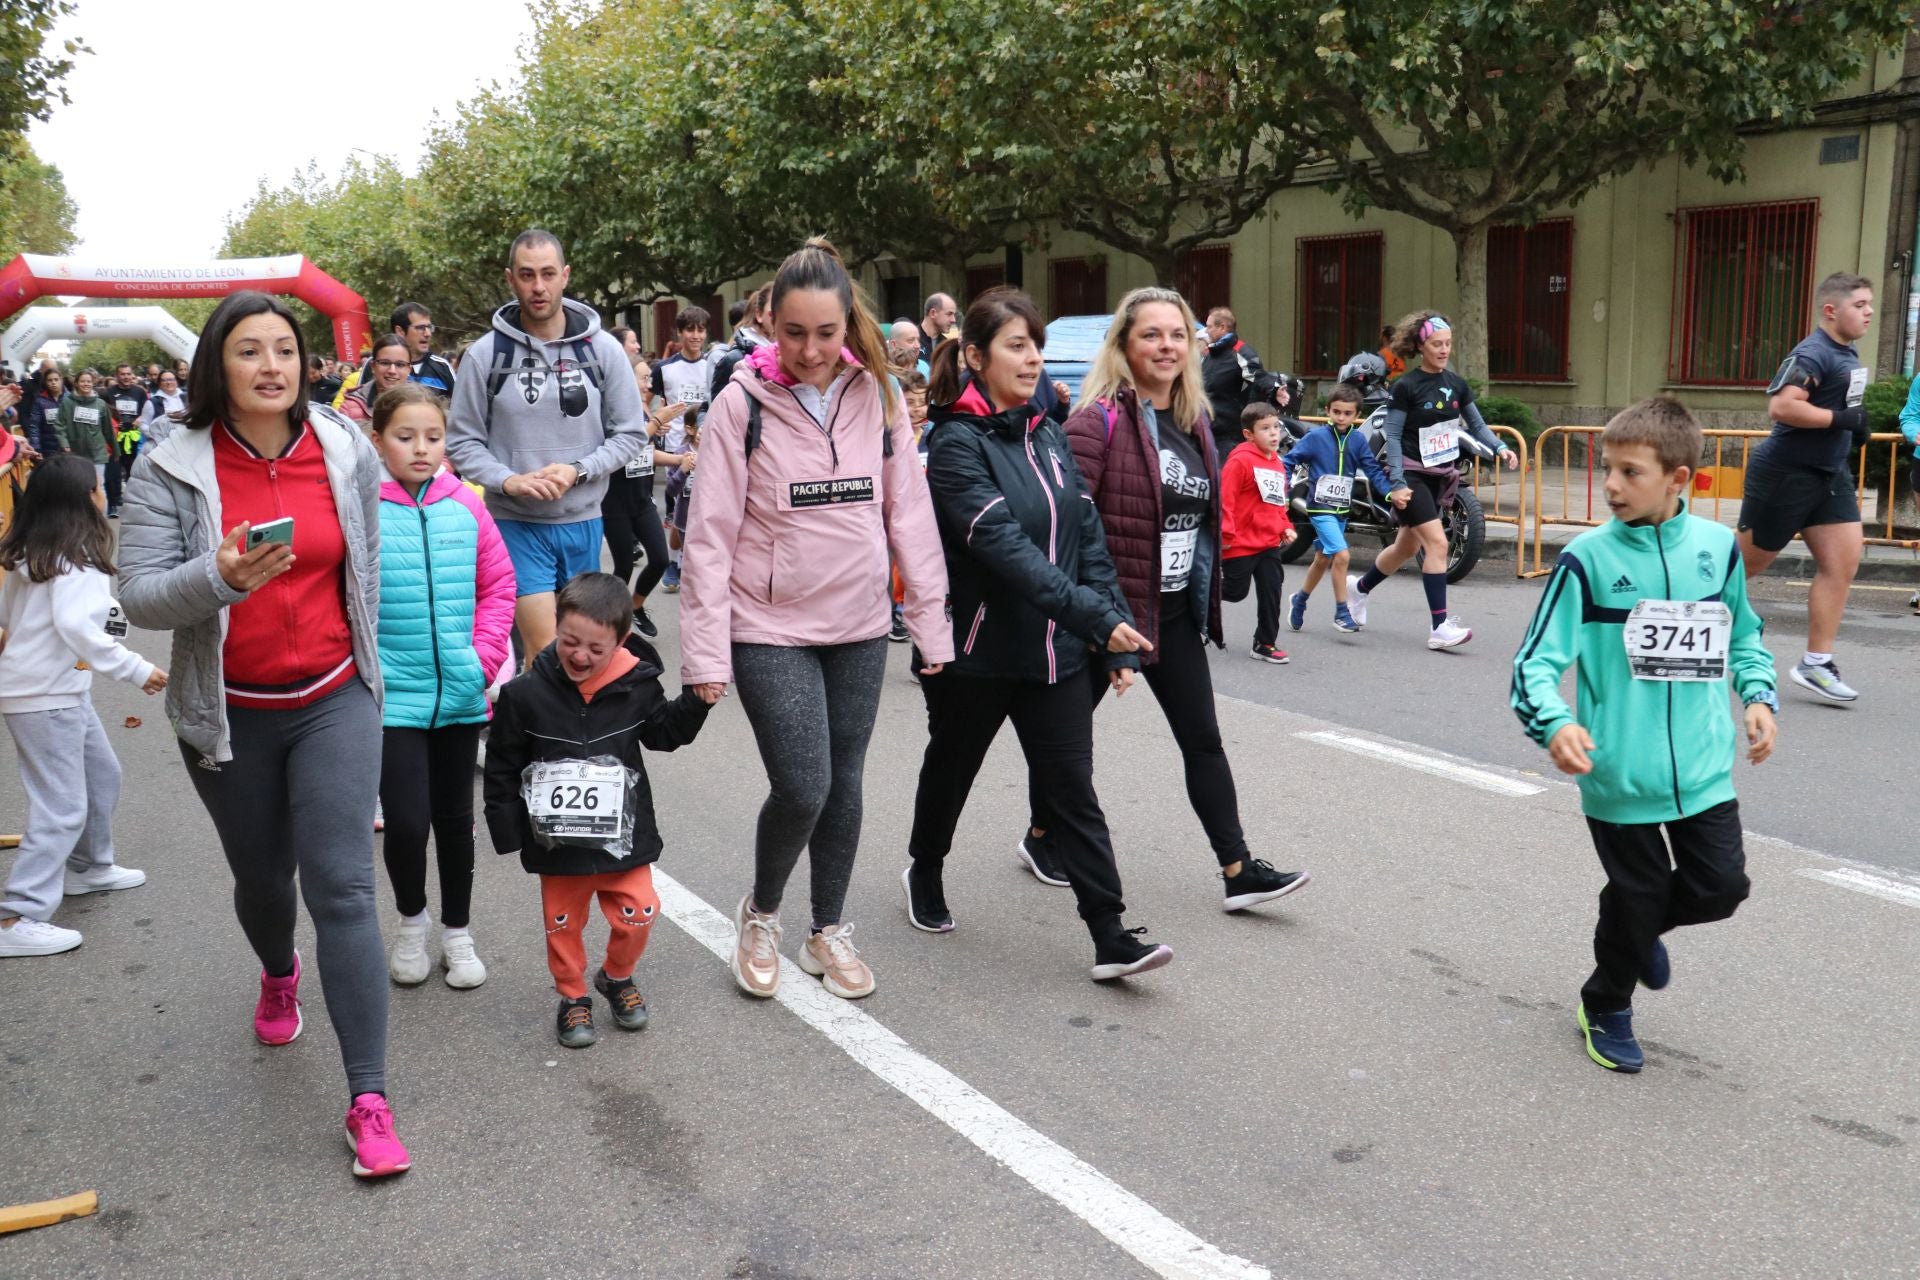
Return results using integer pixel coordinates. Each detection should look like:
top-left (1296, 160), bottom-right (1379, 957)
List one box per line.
top-left (927, 336), bottom-right (965, 408)
top-left (770, 236), bottom-right (900, 421)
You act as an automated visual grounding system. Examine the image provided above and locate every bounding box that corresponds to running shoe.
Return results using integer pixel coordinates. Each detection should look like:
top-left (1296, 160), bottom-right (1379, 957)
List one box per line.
top-left (1250, 642), bottom-right (1290, 664)
top-left (798, 922), bottom-right (875, 999)
top-left (1333, 603), bottom-right (1359, 633)
top-left (593, 967), bottom-right (650, 1030)
top-left (442, 929), bottom-right (487, 989)
top-left (661, 562), bottom-right (681, 594)
top-left (889, 607), bottom-right (910, 643)
top-left (1287, 590), bottom-right (1308, 632)
top-left (373, 800), bottom-right (385, 833)
top-left (1789, 658), bottom-right (1858, 703)
top-left (1346, 578), bottom-right (1368, 627)
top-left (901, 862), bottom-right (955, 933)
top-left (730, 894), bottom-right (782, 997)
top-left (0, 917), bottom-right (82, 957)
top-left (556, 995), bottom-right (597, 1048)
top-left (1428, 617), bottom-right (1473, 650)
top-left (633, 604), bottom-right (658, 639)
top-left (1090, 924), bottom-right (1173, 982)
top-left (389, 915), bottom-right (431, 986)
top-left (1575, 1003), bottom-right (1643, 1073)
top-left (1016, 834), bottom-right (1071, 888)
top-left (344, 1093), bottom-right (411, 1178)
top-left (1221, 860), bottom-right (1311, 912)
top-left (1639, 939), bottom-right (1671, 992)
top-left (62, 863), bottom-right (146, 896)
top-left (255, 953), bottom-right (303, 1046)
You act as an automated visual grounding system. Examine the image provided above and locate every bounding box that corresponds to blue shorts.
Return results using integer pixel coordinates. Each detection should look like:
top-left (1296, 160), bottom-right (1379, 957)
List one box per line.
top-left (1309, 513), bottom-right (1349, 556)
top-left (496, 518), bottom-right (604, 597)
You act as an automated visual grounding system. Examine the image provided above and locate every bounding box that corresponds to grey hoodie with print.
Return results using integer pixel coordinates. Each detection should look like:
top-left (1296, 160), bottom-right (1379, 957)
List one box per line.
top-left (446, 297), bottom-right (647, 525)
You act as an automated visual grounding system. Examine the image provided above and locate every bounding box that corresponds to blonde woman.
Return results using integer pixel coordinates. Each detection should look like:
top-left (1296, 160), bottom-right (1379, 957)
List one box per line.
top-left (1024, 287), bottom-right (1309, 912)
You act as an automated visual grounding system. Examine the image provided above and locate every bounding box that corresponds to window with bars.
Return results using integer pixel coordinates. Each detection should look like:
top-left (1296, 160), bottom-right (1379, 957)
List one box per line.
top-left (1669, 200), bottom-right (1819, 386)
top-left (1048, 258), bottom-right (1109, 319)
top-left (1177, 245), bottom-right (1232, 321)
top-left (1488, 220), bottom-right (1574, 381)
top-left (1296, 233), bottom-right (1382, 377)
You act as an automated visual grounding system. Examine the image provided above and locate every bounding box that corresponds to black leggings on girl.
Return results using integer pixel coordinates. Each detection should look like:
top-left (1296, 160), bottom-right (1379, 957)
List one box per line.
top-left (378, 722), bottom-right (483, 928)
top-left (602, 472), bottom-right (669, 597)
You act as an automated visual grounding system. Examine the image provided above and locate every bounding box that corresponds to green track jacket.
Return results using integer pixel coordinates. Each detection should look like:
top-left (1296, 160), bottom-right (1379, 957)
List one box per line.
top-left (1511, 507), bottom-right (1775, 825)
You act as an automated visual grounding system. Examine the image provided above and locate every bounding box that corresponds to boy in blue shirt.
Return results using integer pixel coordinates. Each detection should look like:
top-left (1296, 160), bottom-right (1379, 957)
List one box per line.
top-left (1286, 384), bottom-right (1408, 632)
top-left (1512, 395), bottom-right (1778, 1074)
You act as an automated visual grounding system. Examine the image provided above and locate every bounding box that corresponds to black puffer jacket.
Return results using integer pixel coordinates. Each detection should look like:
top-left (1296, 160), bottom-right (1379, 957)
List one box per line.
top-left (1201, 333), bottom-right (1262, 453)
top-left (923, 384), bottom-right (1138, 684)
top-left (482, 635), bottom-right (710, 875)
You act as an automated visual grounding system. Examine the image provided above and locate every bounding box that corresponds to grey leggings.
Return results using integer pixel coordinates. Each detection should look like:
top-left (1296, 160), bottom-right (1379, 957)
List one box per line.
top-left (181, 681), bottom-right (388, 1100)
top-left (732, 638), bottom-right (888, 930)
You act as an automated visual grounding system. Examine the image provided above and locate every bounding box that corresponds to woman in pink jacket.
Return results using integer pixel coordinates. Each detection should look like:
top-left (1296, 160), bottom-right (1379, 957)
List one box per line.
top-left (681, 238), bottom-right (951, 1003)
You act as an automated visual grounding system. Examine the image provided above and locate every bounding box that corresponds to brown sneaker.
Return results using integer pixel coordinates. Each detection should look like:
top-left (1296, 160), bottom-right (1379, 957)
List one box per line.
top-left (797, 922), bottom-right (875, 999)
top-left (730, 894), bottom-right (782, 998)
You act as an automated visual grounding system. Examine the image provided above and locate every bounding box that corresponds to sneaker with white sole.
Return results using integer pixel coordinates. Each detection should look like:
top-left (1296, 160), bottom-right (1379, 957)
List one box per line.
top-left (798, 922), bottom-right (875, 999)
top-left (1428, 616), bottom-right (1472, 649)
top-left (389, 916), bottom-right (431, 986)
top-left (1789, 658), bottom-right (1858, 703)
top-left (373, 799), bottom-right (385, 833)
top-left (1089, 923), bottom-right (1174, 982)
top-left (62, 863), bottom-right (146, 896)
top-left (730, 894), bottom-right (782, 997)
top-left (441, 929), bottom-right (486, 988)
top-left (0, 917), bottom-right (83, 957)
top-left (1016, 834), bottom-right (1071, 888)
top-left (1346, 578), bottom-right (1368, 627)
top-left (1221, 860), bottom-right (1311, 912)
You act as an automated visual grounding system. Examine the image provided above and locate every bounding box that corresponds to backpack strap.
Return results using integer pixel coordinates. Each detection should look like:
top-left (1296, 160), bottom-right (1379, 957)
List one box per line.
top-left (1097, 397), bottom-right (1117, 442)
top-left (483, 334), bottom-right (518, 432)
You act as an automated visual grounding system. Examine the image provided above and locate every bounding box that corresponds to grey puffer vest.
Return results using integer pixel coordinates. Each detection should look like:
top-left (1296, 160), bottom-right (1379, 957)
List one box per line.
top-left (117, 409), bottom-right (384, 764)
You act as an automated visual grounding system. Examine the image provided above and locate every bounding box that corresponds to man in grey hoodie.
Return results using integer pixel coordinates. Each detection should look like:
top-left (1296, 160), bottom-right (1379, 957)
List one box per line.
top-left (447, 228), bottom-right (648, 663)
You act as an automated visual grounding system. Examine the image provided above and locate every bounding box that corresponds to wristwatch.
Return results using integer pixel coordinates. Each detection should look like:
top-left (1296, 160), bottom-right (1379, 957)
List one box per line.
top-left (568, 461), bottom-right (589, 487)
top-left (1743, 690), bottom-right (1780, 713)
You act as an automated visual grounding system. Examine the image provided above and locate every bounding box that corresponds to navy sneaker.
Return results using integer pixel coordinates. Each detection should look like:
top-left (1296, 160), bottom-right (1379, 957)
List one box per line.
top-left (1639, 939), bottom-right (1670, 991)
top-left (1333, 604), bottom-right (1359, 633)
top-left (661, 562), bottom-right (681, 594)
top-left (1576, 1004), bottom-right (1643, 1073)
top-left (1287, 590), bottom-right (1308, 632)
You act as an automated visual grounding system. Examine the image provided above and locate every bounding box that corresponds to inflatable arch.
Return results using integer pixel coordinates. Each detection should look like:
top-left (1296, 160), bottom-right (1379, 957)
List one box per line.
top-left (0, 254), bottom-right (372, 363)
top-left (2, 306), bottom-right (199, 371)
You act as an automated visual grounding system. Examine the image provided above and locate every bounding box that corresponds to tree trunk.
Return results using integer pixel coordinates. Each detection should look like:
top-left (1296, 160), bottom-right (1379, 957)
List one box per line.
top-left (1146, 245), bottom-right (1181, 290)
top-left (1450, 222), bottom-right (1491, 385)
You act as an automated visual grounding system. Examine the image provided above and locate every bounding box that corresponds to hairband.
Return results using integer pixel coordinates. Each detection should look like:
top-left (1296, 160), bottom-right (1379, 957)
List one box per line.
top-left (1419, 316), bottom-right (1452, 342)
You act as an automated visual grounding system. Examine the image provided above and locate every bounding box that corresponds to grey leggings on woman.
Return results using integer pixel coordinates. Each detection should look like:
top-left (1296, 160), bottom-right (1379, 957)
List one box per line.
top-left (181, 681), bottom-right (388, 1099)
top-left (732, 638), bottom-right (888, 931)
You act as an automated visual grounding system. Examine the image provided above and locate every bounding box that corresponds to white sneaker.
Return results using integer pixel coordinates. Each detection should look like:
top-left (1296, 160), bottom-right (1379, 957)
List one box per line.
top-left (374, 800), bottom-right (385, 833)
top-left (389, 916), bottom-right (431, 985)
top-left (441, 929), bottom-right (487, 989)
top-left (1346, 578), bottom-right (1368, 628)
top-left (0, 917), bottom-right (83, 957)
top-left (63, 863), bottom-right (147, 896)
top-left (1428, 616), bottom-right (1473, 650)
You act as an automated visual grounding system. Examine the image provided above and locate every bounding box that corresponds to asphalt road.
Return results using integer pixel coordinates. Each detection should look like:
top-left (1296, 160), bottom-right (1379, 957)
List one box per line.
top-left (2, 562), bottom-right (1916, 1279)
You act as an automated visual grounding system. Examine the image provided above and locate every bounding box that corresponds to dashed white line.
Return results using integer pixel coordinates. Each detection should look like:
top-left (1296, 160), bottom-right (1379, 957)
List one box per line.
top-left (651, 870), bottom-right (1271, 1280)
top-left (1294, 730), bottom-right (1545, 797)
top-left (1794, 866), bottom-right (1920, 911)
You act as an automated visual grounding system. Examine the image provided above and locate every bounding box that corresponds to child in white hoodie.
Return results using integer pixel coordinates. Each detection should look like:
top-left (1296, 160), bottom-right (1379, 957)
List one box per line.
top-left (0, 454), bottom-right (167, 957)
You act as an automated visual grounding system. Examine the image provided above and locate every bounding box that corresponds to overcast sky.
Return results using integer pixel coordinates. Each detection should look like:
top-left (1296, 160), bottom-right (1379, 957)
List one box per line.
top-left (26, 0), bottom-right (538, 261)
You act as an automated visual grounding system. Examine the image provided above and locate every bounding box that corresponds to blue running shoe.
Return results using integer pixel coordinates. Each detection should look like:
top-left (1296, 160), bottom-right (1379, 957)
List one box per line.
top-left (1287, 591), bottom-right (1307, 632)
top-left (1639, 939), bottom-right (1670, 991)
top-left (661, 561), bottom-right (681, 594)
top-left (1333, 604), bottom-right (1359, 633)
top-left (1576, 1004), bottom-right (1643, 1072)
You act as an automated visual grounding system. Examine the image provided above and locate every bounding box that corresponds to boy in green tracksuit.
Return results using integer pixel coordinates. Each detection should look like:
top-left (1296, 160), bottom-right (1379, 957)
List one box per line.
top-left (1512, 395), bottom-right (1779, 1074)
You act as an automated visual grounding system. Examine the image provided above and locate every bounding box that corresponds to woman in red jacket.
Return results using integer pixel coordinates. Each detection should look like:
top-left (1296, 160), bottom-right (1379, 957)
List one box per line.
top-left (1023, 287), bottom-right (1310, 912)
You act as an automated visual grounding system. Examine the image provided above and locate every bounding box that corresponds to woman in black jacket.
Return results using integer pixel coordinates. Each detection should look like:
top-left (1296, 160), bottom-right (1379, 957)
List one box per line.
top-left (902, 288), bottom-right (1170, 981)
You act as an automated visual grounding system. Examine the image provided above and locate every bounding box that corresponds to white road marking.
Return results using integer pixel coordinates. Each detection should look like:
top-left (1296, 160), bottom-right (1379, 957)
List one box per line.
top-left (1794, 867), bottom-right (1920, 911)
top-left (1294, 730), bottom-right (1545, 796)
top-left (652, 870), bottom-right (1270, 1280)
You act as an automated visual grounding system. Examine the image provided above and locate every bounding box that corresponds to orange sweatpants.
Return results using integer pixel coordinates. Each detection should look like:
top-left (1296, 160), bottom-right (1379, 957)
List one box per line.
top-left (539, 865), bottom-right (659, 999)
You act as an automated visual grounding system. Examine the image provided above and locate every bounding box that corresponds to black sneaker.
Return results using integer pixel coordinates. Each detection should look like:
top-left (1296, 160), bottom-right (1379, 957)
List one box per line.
top-left (632, 603), bottom-right (659, 639)
top-left (1090, 924), bottom-right (1173, 981)
top-left (900, 862), bottom-right (954, 933)
top-left (1639, 938), bottom-right (1671, 991)
top-left (1221, 859), bottom-right (1311, 912)
top-left (1016, 832), bottom-right (1071, 887)
top-left (889, 609), bottom-right (910, 643)
top-left (556, 996), bottom-right (597, 1049)
top-left (593, 967), bottom-right (650, 1031)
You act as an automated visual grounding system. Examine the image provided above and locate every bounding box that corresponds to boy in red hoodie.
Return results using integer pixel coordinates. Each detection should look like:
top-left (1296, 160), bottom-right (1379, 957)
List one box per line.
top-left (1221, 402), bottom-right (1297, 663)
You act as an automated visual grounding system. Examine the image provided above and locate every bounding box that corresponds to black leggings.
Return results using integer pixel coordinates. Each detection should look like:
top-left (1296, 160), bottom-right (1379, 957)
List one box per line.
top-left (911, 670), bottom-right (1127, 929)
top-left (1031, 593), bottom-right (1249, 867)
top-left (378, 722), bottom-right (483, 929)
top-left (602, 472), bottom-right (669, 598)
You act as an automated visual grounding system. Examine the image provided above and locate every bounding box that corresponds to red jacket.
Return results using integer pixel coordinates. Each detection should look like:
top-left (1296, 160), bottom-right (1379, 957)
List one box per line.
top-left (1060, 386), bottom-right (1224, 660)
top-left (1220, 441), bottom-right (1293, 556)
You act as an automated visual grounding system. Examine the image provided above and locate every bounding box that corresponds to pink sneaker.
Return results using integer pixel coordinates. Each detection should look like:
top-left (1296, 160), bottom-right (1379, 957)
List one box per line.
top-left (255, 953), bottom-right (303, 1046)
top-left (345, 1093), bottom-right (411, 1178)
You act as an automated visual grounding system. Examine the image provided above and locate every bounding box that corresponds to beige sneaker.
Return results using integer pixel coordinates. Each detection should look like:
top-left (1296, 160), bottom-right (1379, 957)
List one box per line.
top-left (798, 922), bottom-right (875, 999)
top-left (730, 895), bottom-right (782, 997)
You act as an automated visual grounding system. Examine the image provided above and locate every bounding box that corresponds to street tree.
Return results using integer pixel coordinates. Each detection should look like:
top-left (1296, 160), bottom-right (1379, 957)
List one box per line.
top-left (0, 141), bottom-right (79, 260)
